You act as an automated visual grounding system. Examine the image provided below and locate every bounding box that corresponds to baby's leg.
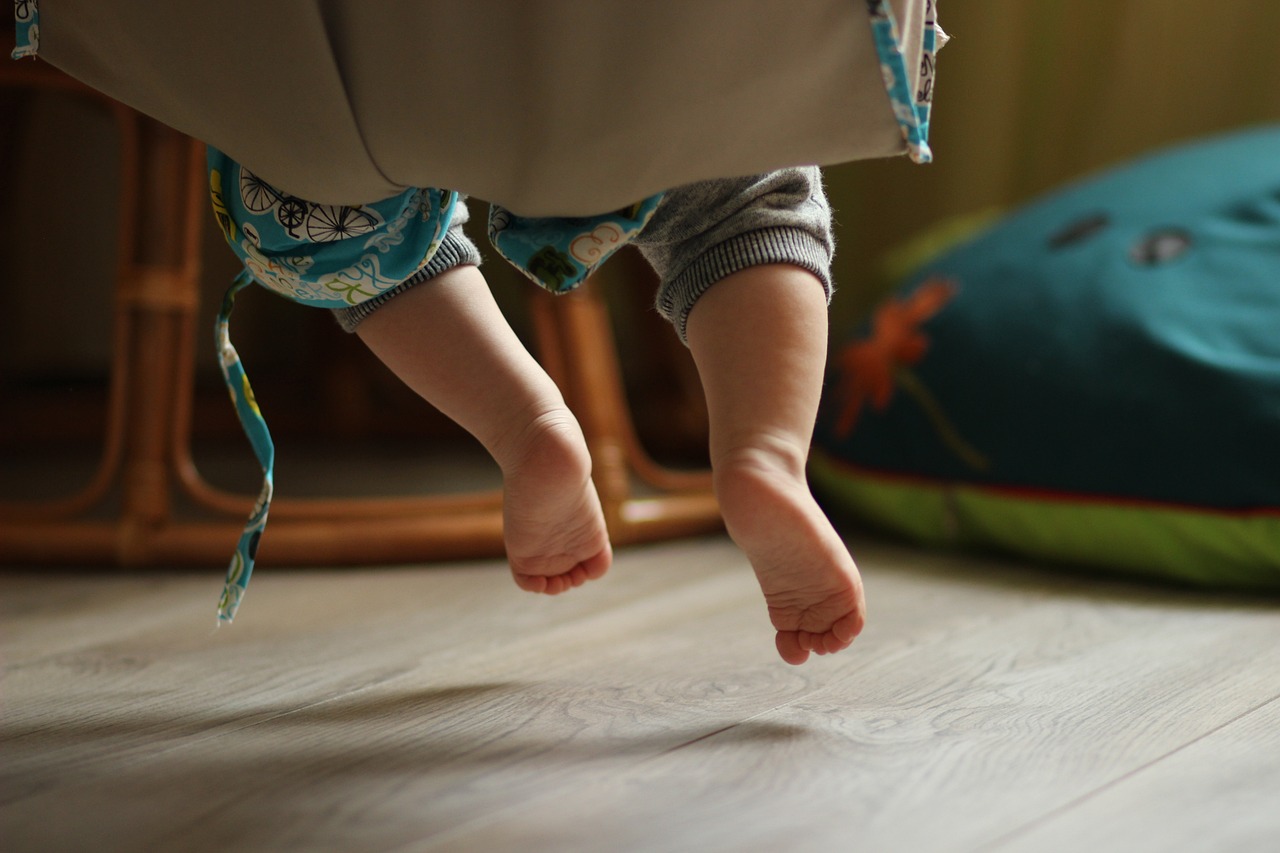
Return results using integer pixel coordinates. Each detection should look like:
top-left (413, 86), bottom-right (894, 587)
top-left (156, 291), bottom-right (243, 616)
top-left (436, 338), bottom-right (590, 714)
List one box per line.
top-left (356, 266), bottom-right (611, 594)
top-left (685, 264), bottom-right (865, 665)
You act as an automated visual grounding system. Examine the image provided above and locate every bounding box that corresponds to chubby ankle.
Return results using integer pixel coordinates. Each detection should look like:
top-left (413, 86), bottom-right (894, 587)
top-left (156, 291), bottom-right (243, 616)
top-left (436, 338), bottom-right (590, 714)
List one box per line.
top-left (489, 405), bottom-right (593, 486)
top-left (712, 434), bottom-right (810, 492)
top-left (710, 439), bottom-right (816, 550)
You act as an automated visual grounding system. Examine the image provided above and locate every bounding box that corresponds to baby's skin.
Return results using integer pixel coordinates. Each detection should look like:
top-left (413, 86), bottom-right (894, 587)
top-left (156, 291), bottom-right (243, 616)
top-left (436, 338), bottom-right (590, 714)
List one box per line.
top-left (358, 264), bottom-right (864, 665)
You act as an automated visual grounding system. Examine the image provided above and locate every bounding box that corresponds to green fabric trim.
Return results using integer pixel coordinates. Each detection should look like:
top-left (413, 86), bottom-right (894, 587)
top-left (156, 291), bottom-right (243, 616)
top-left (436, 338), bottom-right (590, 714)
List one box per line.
top-left (809, 452), bottom-right (1280, 592)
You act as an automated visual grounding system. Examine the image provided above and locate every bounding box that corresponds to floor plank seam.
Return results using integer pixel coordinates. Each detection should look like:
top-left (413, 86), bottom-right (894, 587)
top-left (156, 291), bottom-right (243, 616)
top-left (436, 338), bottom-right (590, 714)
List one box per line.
top-left (974, 692), bottom-right (1280, 852)
top-left (659, 723), bottom-right (740, 754)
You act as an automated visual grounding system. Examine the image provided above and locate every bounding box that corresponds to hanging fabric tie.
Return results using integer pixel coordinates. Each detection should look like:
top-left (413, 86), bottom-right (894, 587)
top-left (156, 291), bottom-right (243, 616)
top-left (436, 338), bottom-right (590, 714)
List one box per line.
top-left (214, 272), bottom-right (275, 623)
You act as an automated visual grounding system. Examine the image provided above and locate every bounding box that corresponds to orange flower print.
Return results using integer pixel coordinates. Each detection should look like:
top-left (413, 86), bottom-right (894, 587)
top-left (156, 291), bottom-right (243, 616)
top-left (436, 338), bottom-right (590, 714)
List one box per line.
top-left (833, 277), bottom-right (989, 471)
top-left (834, 277), bottom-right (957, 435)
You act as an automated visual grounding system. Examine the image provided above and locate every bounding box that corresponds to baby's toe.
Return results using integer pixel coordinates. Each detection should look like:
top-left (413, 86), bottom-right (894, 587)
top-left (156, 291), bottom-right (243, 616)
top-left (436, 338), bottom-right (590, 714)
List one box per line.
top-left (775, 631), bottom-right (811, 666)
top-left (832, 610), bottom-right (865, 644)
top-left (514, 573), bottom-right (548, 593)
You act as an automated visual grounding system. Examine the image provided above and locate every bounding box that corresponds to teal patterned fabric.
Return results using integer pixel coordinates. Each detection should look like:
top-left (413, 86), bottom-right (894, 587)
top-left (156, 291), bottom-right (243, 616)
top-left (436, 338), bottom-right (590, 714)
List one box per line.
top-left (208, 148), bottom-right (460, 308)
top-left (487, 197), bottom-right (665, 294)
top-left (867, 0), bottom-right (940, 164)
top-left (12, 0), bottom-right (38, 59)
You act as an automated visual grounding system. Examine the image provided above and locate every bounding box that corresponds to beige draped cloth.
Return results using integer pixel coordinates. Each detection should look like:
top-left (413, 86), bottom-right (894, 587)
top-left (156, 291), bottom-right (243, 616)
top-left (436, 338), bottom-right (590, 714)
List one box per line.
top-left (34, 0), bottom-right (929, 215)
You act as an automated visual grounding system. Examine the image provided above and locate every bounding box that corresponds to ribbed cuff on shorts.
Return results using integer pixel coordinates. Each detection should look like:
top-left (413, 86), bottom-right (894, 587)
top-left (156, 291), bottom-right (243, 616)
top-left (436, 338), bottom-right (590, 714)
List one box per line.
top-left (331, 228), bottom-right (483, 332)
top-left (656, 226), bottom-right (834, 344)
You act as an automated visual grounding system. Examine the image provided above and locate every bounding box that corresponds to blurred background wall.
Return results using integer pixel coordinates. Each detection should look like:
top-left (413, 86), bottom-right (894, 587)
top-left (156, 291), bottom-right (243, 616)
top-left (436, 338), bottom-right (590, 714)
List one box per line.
top-left (825, 0), bottom-right (1280, 326)
top-left (3, 0), bottom-right (1279, 460)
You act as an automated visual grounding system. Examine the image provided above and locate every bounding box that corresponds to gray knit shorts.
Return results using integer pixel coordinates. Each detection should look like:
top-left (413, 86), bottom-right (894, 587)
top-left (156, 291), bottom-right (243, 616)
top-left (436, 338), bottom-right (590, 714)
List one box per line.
top-left (334, 166), bottom-right (834, 342)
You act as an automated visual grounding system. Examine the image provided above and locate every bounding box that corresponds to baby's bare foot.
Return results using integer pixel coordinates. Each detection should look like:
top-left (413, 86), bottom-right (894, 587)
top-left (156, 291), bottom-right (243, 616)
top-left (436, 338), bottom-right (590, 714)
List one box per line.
top-left (498, 410), bottom-right (612, 595)
top-left (714, 442), bottom-right (865, 665)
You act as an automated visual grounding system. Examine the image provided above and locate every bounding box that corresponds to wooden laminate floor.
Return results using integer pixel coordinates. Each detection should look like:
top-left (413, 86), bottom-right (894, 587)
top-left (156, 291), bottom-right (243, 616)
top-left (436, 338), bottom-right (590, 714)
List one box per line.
top-left (3, 533), bottom-right (1278, 852)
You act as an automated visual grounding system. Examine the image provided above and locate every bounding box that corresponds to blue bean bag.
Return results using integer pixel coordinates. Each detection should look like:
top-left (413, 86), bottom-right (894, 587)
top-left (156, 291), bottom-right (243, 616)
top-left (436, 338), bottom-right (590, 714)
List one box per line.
top-left (812, 124), bottom-right (1280, 590)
